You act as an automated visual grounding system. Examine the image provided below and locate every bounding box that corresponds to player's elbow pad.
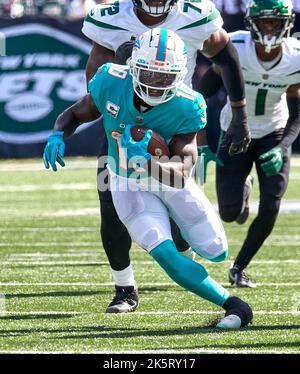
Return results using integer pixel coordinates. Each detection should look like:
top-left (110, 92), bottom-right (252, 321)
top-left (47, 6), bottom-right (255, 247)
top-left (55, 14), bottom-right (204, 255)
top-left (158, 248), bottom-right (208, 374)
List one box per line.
top-left (209, 40), bottom-right (245, 103)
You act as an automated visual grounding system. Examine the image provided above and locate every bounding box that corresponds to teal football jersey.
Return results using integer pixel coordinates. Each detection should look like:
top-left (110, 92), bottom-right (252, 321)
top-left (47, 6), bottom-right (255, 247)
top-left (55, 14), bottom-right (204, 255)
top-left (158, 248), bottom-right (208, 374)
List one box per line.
top-left (88, 63), bottom-right (206, 177)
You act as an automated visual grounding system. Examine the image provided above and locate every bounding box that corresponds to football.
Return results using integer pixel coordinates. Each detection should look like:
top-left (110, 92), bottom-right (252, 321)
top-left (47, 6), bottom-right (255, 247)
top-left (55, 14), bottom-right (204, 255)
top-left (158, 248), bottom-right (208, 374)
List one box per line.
top-left (130, 125), bottom-right (170, 157)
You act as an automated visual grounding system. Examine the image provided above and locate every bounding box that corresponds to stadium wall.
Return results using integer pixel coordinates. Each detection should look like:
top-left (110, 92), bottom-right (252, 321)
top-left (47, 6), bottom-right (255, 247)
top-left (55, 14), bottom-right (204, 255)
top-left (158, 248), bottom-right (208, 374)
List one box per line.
top-left (0, 14), bottom-right (300, 158)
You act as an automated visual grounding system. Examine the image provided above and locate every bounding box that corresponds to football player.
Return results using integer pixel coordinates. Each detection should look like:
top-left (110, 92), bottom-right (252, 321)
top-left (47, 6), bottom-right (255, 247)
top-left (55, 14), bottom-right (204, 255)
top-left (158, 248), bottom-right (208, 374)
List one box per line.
top-left (198, 0), bottom-right (300, 287)
top-left (82, 0), bottom-right (250, 312)
top-left (43, 28), bottom-right (253, 329)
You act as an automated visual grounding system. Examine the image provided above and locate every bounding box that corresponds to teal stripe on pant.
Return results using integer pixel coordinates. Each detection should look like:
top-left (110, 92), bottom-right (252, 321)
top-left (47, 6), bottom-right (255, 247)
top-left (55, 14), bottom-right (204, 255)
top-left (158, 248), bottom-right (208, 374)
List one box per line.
top-left (150, 240), bottom-right (229, 307)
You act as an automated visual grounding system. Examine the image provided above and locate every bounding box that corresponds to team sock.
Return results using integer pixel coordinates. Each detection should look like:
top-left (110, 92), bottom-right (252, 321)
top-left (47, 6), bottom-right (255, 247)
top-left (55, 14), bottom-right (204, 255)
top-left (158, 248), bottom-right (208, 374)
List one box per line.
top-left (150, 240), bottom-right (229, 306)
top-left (111, 264), bottom-right (136, 288)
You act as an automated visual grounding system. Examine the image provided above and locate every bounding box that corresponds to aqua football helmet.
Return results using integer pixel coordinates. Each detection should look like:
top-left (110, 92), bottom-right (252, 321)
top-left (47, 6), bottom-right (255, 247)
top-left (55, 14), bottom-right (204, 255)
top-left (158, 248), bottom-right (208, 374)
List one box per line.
top-left (245, 0), bottom-right (295, 52)
top-left (132, 0), bottom-right (177, 17)
top-left (130, 28), bottom-right (187, 106)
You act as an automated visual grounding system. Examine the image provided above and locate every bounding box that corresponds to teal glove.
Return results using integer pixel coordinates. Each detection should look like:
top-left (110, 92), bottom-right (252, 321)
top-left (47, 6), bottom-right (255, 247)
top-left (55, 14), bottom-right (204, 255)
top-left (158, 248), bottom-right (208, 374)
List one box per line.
top-left (121, 125), bottom-right (152, 166)
top-left (43, 131), bottom-right (65, 172)
top-left (197, 145), bottom-right (224, 184)
top-left (259, 146), bottom-right (283, 177)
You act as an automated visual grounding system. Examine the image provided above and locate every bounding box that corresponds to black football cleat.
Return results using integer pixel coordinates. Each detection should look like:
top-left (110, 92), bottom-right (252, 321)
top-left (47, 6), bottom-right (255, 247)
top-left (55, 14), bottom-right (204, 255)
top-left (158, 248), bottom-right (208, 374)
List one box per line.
top-left (216, 296), bottom-right (253, 329)
top-left (229, 265), bottom-right (257, 288)
top-left (236, 175), bottom-right (254, 225)
top-left (106, 285), bottom-right (139, 313)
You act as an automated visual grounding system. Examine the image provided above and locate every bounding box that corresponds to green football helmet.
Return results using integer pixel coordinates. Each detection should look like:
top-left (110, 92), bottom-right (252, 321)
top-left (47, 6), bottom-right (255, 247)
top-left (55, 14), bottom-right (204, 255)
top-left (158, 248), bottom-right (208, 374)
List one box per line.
top-left (245, 0), bottom-right (295, 52)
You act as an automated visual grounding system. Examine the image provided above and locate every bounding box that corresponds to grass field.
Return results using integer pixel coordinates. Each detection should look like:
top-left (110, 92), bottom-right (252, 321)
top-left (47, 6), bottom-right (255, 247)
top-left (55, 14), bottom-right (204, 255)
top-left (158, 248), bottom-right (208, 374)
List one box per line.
top-left (0, 157), bottom-right (300, 354)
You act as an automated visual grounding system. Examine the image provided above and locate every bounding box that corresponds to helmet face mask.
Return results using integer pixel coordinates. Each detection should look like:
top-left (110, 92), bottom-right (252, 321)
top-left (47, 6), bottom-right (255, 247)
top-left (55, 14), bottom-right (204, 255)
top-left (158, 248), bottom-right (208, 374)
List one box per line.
top-left (245, 0), bottom-right (295, 53)
top-left (133, 67), bottom-right (179, 104)
top-left (129, 28), bottom-right (187, 106)
top-left (133, 0), bottom-right (177, 17)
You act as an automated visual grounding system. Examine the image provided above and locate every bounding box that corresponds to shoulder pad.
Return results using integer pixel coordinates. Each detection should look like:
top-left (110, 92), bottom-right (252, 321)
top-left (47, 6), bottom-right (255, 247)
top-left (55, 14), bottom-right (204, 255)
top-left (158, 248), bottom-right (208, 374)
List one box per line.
top-left (179, 0), bottom-right (218, 20)
top-left (286, 37), bottom-right (300, 53)
top-left (95, 63), bottom-right (130, 82)
top-left (229, 30), bottom-right (249, 43)
top-left (175, 85), bottom-right (207, 119)
top-left (84, 2), bottom-right (129, 31)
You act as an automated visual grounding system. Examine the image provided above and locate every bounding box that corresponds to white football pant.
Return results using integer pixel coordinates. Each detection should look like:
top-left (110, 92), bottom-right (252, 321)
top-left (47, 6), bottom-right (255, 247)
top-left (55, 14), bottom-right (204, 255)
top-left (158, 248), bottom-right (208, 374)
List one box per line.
top-left (110, 173), bottom-right (227, 260)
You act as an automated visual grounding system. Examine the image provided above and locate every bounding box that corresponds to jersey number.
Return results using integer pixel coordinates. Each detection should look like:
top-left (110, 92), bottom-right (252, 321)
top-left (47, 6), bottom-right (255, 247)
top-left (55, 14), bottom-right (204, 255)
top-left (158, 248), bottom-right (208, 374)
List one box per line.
top-left (108, 65), bottom-right (128, 79)
top-left (176, 85), bottom-right (195, 101)
top-left (110, 130), bottom-right (127, 171)
top-left (255, 89), bottom-right (268, 116)
top-left (100, 1), bottom-right (119, 17)
top-left (183, 0), bottom-right (202, 14)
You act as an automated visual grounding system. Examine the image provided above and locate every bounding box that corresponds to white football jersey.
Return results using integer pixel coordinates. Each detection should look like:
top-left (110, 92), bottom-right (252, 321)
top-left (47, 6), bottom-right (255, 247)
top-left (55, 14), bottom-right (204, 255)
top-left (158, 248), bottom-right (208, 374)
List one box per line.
top-left (220, 31), bottom-right (300, 139)
top-left (82, 0), bottom-right (223, 86)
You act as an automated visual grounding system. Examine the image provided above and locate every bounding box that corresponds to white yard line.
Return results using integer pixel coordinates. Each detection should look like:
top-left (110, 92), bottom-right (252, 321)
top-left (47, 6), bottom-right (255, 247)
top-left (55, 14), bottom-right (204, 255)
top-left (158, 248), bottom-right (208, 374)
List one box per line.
top-left (3, 202), bottom-right (300, 219)
top-left (0, 348), bottom-right (298, 354)
top-left (0, 243), bottom-right (99, 247)
top-left (0, 184), bottom-right (95, 192)
top-left (0, 160), bottom-right (97, 171)
top-left (2, 259), bottom-right (300, 266)
top-left (8, 253), bottom-right (98, 257)
top-left (291, 157), bottom-right (300, 167)
top-left (2, 240), bottom-right (300, 248)
top-left (132, 310), bottom-right (300, 316)
top-left (0, 282), bottom-right (299, 287)
top-left (0, 254), bottom-right (300, 267)
top-left (0, 310), bottom-right (299, 316)
top-left (0, 261), bottom-right (107, 266)
top-left (35, 202), bottom-right (300, 216)
top-left (0, 228), bottom-right (96, 232)
top-left (2, 156), bottom-right (299, 172)
top-left (0, 311), bottom-right (85, 315)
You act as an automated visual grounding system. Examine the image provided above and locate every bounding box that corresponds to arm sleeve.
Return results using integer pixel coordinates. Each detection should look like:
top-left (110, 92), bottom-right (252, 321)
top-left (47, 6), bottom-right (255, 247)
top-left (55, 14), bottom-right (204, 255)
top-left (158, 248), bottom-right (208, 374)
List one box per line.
top-left (193, 65), bottom-right (223, 99)
top-left (209, 40), bottom-right (245, 102)
top-left (280, 97), bottom-right (300, 150)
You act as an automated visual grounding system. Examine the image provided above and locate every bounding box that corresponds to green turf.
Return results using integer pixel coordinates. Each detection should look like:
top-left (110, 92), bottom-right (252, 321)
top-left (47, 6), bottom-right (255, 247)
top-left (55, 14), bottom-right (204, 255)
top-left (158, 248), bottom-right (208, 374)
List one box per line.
top-left (0, 157), bottom-right (299, 353)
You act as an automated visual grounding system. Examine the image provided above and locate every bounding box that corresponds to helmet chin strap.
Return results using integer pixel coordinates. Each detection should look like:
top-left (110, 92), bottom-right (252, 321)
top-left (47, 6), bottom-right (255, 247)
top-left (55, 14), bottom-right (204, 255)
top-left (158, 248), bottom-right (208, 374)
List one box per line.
top-left (263, 35), bottom-right (277, 53)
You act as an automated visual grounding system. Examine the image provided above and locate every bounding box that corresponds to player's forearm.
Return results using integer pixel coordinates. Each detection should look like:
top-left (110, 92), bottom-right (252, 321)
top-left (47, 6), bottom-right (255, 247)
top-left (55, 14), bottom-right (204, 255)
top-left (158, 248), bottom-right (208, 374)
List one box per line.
top-left (149, 157), bottom-right (194, 188)
top-left (53, 109), bottom-right (81, 139)
top-left (209, 40), bottom-right (245, 105)
top-left (53, 95), bottom-right (100, 138)
top-left (280, 97), bottom-right (300, 149)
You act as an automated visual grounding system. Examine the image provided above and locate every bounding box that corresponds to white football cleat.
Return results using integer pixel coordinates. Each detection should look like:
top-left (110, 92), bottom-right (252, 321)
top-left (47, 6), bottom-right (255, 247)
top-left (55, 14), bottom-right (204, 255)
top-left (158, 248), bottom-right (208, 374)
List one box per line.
top-left (216, 315), bottom-right (242, 329)
top-left (217, 296), bottom-right (253, 329)
top-left (181, 247), bottom-right (196, 261)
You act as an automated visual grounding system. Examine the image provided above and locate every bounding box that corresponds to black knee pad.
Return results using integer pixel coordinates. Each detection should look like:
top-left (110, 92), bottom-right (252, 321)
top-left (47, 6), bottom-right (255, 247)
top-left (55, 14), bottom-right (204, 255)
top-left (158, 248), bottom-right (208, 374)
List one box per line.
top-left (219, 205), bottom-right (242, 222)
top-left (170, 219), bottom-right (189, 252)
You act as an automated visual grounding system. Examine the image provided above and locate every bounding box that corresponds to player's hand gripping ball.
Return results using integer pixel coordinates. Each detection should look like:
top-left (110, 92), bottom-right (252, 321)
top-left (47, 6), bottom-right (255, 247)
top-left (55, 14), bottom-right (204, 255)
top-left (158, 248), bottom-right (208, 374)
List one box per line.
top-left (130, 125), bottom-right (170, 158)
top-left (121, 125), bottom-right (170, 168)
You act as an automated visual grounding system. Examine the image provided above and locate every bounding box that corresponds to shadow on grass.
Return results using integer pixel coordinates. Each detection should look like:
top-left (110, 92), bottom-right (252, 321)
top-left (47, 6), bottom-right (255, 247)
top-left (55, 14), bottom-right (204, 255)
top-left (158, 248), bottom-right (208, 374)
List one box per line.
top-left (4, 290), bottom-right (106, 299)
top-left (11, 263), bottom-right (108, 269)
top-left (0, 319), bottom-right (300, 345)
top-left (53, 323), bottom-right (300, 340)
top-left (0, 314), bottom-right (80, 321)
top-left (3, 286), bottom-right (173, 299)
top-left (0, 325), bottom-right (143, 337)
top-left (186, 341), bottom-right (300, 350)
